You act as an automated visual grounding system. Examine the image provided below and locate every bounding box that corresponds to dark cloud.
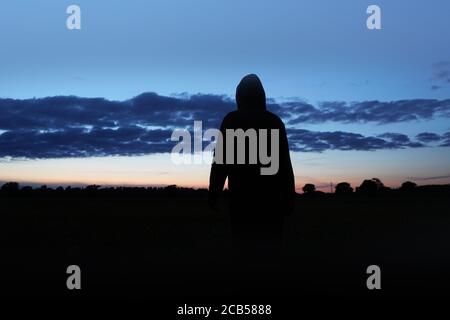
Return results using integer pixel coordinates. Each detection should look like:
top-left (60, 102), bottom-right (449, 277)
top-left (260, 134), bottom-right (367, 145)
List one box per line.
top-left (284, 99), bottom-right (450, 125)
top-left (0, 126), bottom-right (174, 158)
top-left (440, 132), bottom-right (450, 147)
top-left (416, 132), bottom-right (442, 143)
top-left (408, 174), bottom-right (450, 181)
top-left (0, 93), bottom-right (448, 158)
top-left (377, 133), bottom-right (410, 144)
top-left (0, 93), bottom-right (232, 158)
top-left (287, 129), bottom-right (424, 153)
top-left (0, 93), bottom-right (232, 131)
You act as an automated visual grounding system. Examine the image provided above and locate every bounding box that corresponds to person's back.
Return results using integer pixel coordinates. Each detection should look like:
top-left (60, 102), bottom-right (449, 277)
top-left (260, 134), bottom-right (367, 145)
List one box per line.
top-left (218, 109), bottom-right (289, 209)
top-left (209, 74), bottom-right (295, 253)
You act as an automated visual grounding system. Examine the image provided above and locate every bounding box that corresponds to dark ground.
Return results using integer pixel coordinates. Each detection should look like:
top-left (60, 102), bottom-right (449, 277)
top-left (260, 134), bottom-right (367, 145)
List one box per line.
top-left (1, 191), bottom-right (449, 304)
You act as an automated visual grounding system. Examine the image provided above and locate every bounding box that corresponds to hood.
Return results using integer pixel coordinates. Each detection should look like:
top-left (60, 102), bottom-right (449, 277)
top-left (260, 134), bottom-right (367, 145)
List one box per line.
top-left (235, 74), bottom-right (266, 111)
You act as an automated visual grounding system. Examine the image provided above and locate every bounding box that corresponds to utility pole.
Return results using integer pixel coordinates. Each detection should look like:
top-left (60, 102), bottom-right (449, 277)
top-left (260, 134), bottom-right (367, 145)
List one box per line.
top-left (330, 182), bottom-right (334, 193)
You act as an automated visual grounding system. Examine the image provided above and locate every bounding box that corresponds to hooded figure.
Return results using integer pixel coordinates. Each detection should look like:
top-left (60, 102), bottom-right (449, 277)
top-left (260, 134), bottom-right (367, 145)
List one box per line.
top-left (209, 74), bottom-right (295, 258)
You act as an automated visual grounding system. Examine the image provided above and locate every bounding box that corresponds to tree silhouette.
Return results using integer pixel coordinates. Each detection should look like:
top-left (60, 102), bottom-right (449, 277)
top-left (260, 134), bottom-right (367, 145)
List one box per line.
top-left (302, 183), bottom-right (316, 194)
top-left (1, 182), bottom-right (20, 193)
top-left (0, 180), bottom-right (447, 198)
top-left (20, 186), bottom-right (33, 196)
top-left (356, 178), bottom-right (390, 194)
top-left (86, 184), bottom-right (101, 191)
top-left (400, 181), bottom-right (417, 192)
top-left (335, 182), bottom-right (353, 195)
top-left (372, 178), bottom-right (385, 188)
top-left (357, 179), bottom-right (378, 194)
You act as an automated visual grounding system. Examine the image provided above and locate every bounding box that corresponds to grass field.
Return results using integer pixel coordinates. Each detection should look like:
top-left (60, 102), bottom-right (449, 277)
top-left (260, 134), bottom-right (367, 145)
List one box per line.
top-left (1, 192), bottom-right (449, 299)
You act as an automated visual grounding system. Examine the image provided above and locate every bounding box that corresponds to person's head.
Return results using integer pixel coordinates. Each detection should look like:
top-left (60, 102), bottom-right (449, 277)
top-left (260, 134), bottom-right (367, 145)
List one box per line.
top-left (236, 74), bottom-right (266, 111)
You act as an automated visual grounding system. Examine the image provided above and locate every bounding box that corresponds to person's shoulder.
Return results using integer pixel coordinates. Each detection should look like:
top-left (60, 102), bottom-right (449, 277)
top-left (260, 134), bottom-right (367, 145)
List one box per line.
top-left (222, 110), bottom-right (239, 121)
top-left (265, 111), bottom-right (285, 128)
top-left (220, 111), bottom-right (239, 127)
top-left (223, 110), bottom-right (239, 118)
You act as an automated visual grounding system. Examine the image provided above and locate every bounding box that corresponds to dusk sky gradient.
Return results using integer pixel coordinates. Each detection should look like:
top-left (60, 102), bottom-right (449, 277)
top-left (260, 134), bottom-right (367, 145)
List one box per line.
top-left (0, 0), bottom-right (449, 191)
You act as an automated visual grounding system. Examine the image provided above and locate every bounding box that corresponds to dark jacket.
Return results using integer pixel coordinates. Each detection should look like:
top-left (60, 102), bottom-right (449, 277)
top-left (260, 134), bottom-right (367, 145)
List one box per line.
top-left (209, 74), bottom-right (295, 215)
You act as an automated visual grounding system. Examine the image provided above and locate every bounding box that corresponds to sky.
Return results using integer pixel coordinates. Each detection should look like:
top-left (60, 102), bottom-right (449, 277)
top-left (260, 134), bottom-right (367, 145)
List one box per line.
top-left (0, 0), bottom-right (449, 191)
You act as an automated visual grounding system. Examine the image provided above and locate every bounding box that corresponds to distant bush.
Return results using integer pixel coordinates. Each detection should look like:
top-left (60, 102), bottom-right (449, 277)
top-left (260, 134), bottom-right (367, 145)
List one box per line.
top-left (302, 184), bottom-right (316, 194)
top-left (335, 182), bottom-right (353, 195)
top-left (1, 182), bottom-right (20, 194)
top-left (357, 179), bottom-right (378, 194)
top-left (356, 178), bottom-right (392, 195)
top-left (400, 181), bottom-right (417, 192)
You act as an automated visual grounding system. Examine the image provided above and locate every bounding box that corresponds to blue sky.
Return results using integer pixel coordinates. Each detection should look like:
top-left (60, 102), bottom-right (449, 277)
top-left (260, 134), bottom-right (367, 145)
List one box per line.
top-left (1, 0), bottom-right (450, 101)
top-left (0, 0), bottom-right (449, 190)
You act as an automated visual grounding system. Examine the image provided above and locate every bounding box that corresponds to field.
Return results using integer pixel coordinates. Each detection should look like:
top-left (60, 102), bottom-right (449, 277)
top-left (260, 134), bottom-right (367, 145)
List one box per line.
top-left (1, 191), bottom-right (449, 300)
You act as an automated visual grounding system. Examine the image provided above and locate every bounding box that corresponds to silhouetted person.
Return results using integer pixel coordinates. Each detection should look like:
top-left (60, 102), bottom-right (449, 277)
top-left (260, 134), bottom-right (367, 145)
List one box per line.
top-left (208, 74), bottom-right (295, 268)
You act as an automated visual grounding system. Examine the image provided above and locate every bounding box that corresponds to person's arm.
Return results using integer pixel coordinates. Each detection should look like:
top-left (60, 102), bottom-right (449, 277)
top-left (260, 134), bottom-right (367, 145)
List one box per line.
top-left (208, 118), bottom-right (229, 210)
top-left (279, 122), bottom-right (296, 214)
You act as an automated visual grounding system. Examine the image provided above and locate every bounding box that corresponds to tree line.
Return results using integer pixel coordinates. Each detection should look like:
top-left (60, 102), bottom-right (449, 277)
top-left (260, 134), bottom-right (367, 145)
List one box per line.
top-left (1, 178), bottom-right (449, 197)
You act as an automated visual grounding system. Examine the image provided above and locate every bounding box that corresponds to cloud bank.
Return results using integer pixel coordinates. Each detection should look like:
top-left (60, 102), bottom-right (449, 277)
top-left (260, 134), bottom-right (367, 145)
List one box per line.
top-left (280, 99), bottom-right (450, 125)
top-left (0, 93), bottom-right (449, 158)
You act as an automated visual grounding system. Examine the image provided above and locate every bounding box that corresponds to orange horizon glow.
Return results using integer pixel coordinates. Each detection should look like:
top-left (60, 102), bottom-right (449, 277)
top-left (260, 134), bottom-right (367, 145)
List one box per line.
top-left (1, 148), bottom-right (450, 193)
